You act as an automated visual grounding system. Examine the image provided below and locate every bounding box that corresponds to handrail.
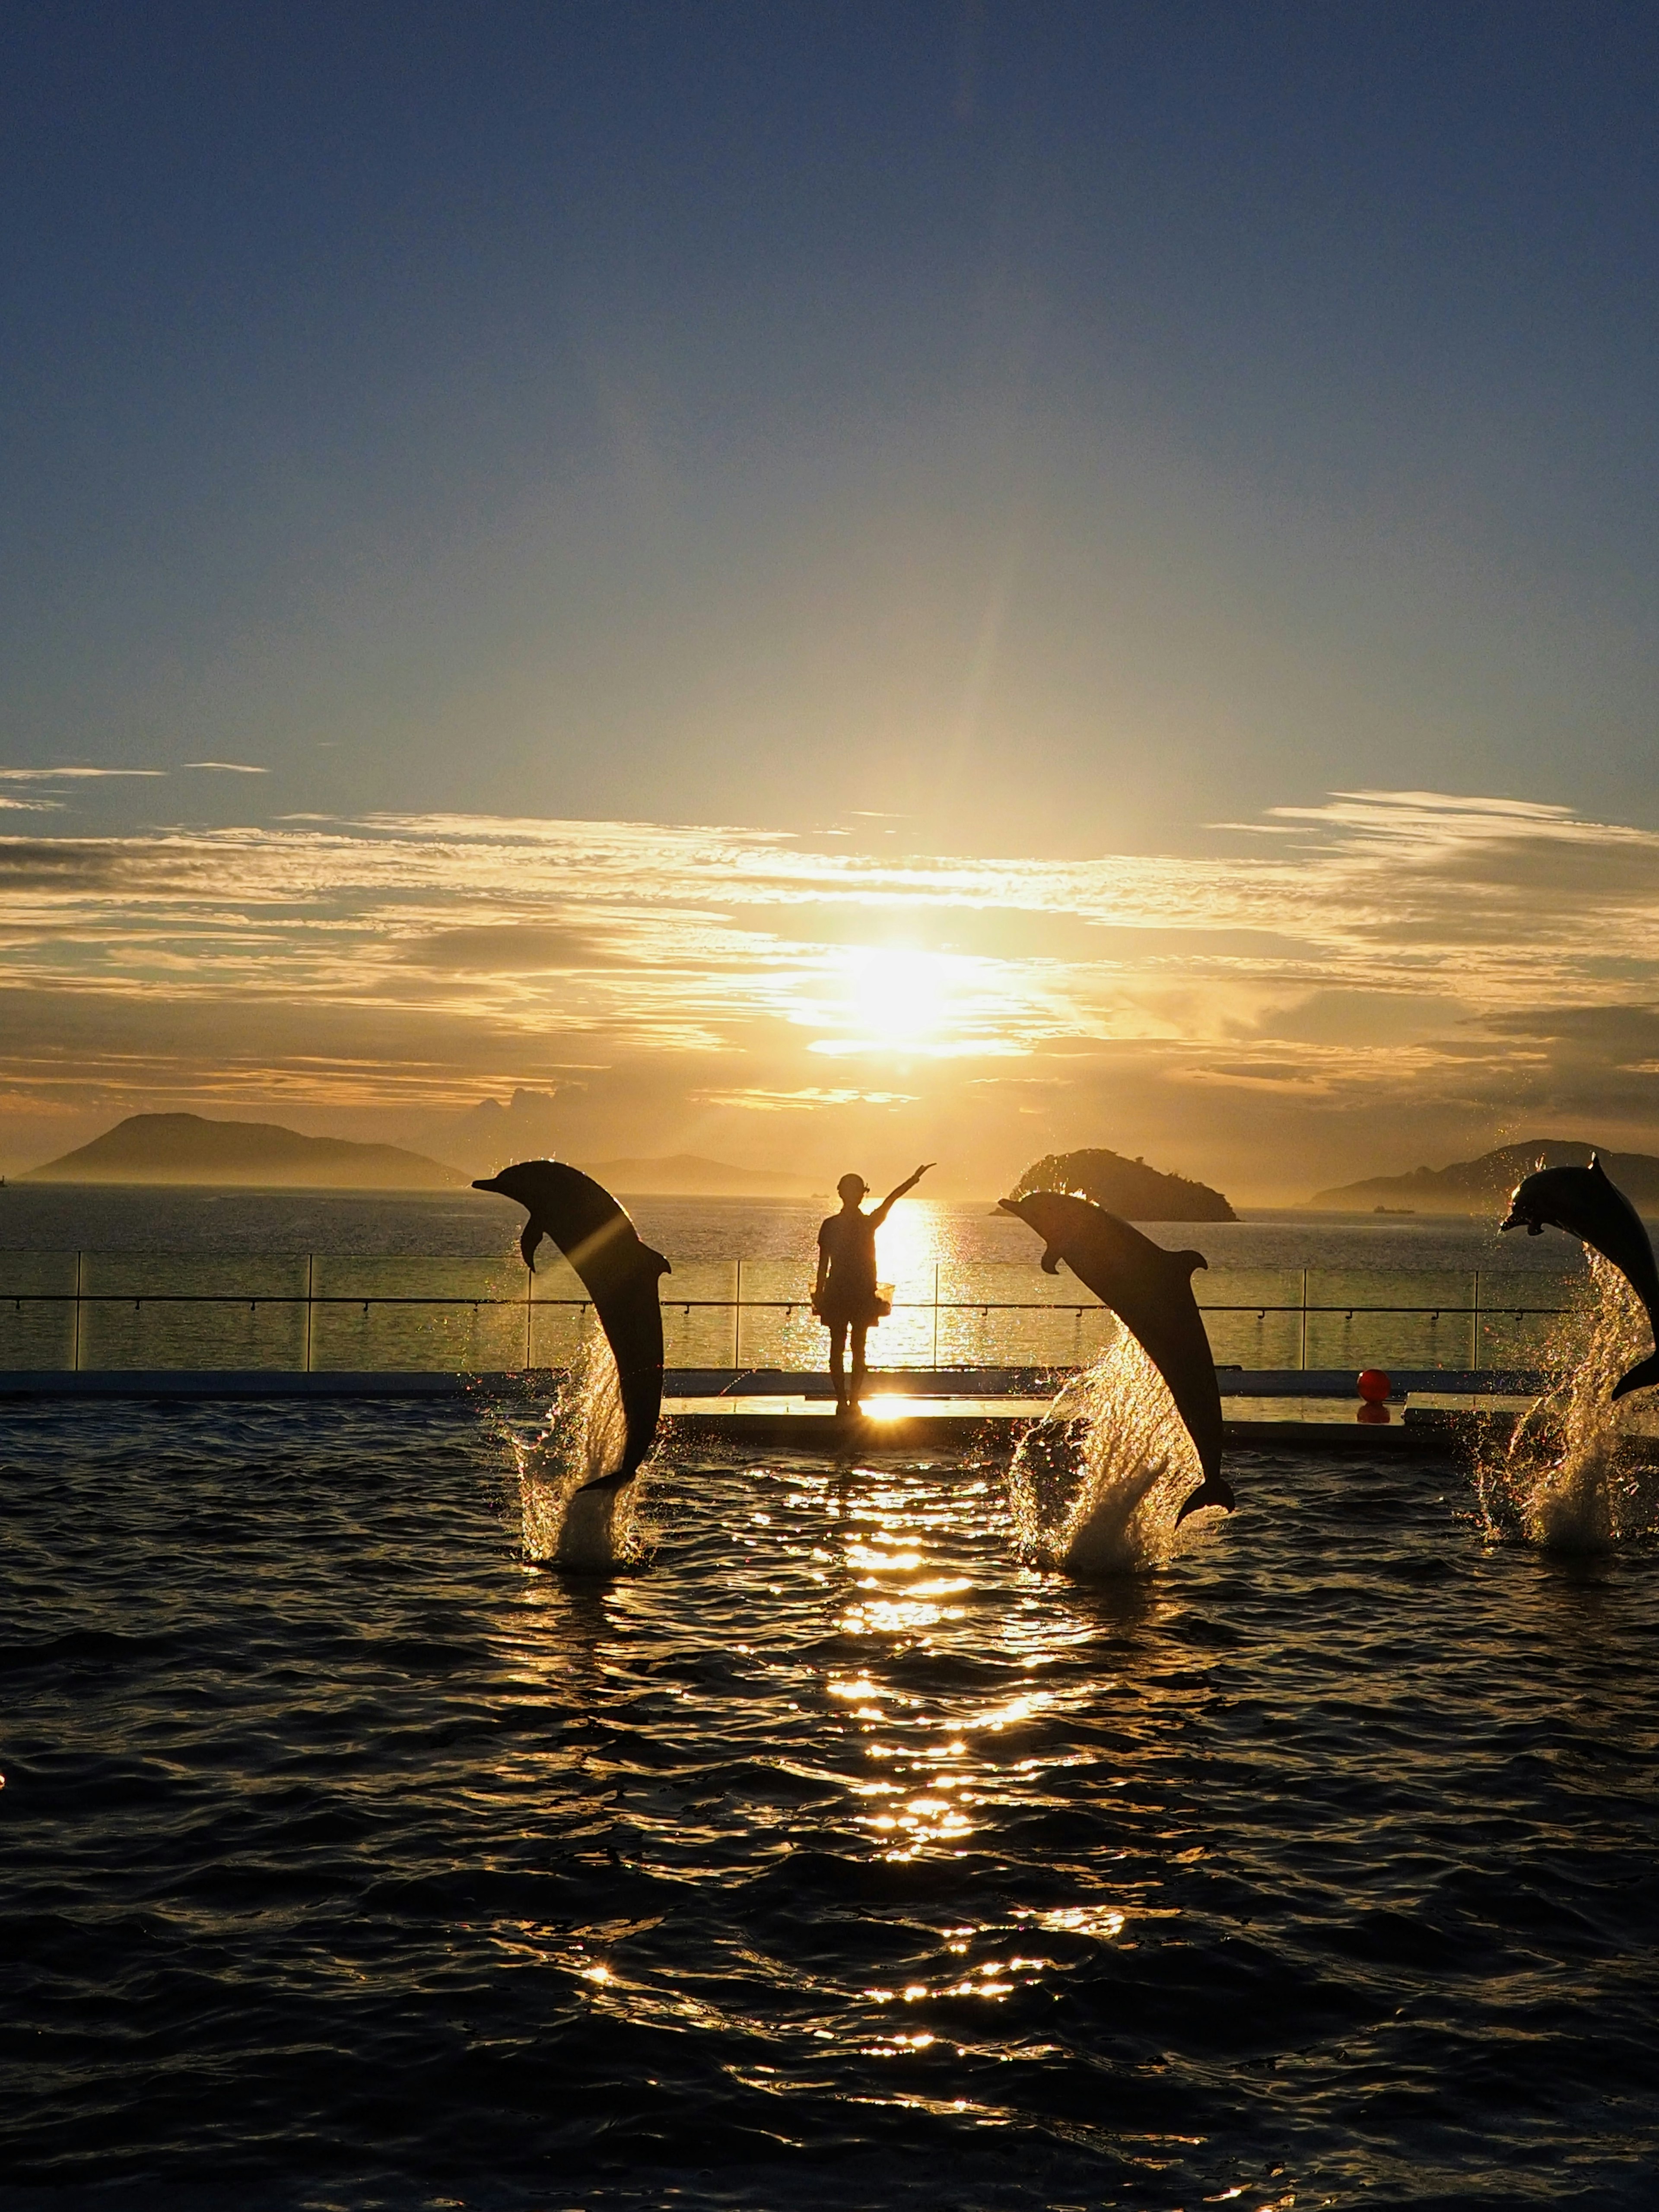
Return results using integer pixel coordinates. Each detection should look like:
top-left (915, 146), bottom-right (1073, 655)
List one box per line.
top-left (2, 1292), bottom-right (1573, 1314)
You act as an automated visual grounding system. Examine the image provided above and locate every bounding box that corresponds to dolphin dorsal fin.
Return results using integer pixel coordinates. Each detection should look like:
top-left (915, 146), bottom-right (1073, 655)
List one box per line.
top-left (1590, 1151), bottom-right (1606, 1175)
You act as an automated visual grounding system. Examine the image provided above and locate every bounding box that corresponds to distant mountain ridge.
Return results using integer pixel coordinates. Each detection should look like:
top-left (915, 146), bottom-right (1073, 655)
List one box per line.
top-left (1008, 1147), bottom-right (1236, 1222)
top-left (1310, 1139), bottom-right (1659, 1214)
top-left (24, 1113), bottom-right (466, 1189)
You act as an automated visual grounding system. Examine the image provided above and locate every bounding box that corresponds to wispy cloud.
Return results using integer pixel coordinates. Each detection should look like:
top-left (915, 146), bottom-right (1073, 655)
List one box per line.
top-left (0, 766), bottom-right (165, 780)
top-left (183, 762), bottom-right (268, 773)
top-left (5, 790), bottom-right (1659, 1191)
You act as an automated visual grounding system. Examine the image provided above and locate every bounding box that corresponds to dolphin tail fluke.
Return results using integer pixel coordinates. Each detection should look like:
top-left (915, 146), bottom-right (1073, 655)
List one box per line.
top-left (1175, 1471), bottom-right (1235, 1524)
top-left (1611, 1348), bottom-right (1659, 1402)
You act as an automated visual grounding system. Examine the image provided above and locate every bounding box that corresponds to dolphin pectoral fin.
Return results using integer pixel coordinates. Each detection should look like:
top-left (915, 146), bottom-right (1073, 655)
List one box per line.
top-left (645, 1245), bottom-right (671, 1277)
top-left (1040, 1246), bottom-right (1063, 1275)
top-left (1527, 1220), bottom-right (1543, 1236)
top-left (575, 1470), bottom-right (633, 1496)
top-left (520, 1221), bottom-right (544, 1273)
top-left (1611, 1349), bottom-right (1659, 1401)
top-left (1175, 1472), bottom-right (1235, 1524)
top-left (1173, 1249), bottom-right (1208, 1275)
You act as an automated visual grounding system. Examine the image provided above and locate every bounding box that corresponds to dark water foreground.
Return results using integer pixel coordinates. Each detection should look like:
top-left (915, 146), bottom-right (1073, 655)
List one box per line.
top-left (2, 1405), bottom-right (1655, 2211)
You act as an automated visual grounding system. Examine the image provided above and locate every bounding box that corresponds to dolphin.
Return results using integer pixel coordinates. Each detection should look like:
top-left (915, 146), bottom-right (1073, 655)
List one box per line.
top-left (473, 1160), bottom-right (671, 1488)
top-left (998, 1189), bottom-right (1233, 1522)
top-left (1500, 1152), bottom-right (1659, 1400)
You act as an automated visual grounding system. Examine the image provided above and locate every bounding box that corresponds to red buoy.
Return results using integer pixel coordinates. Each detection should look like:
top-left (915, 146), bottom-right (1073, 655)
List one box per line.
top-left (1357, 1368), bottom-right (1391, 1404)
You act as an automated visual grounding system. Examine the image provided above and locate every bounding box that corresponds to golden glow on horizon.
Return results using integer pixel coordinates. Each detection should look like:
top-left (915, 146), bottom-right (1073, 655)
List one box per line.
top-left (9, 788), bottom-right (1659, 1191)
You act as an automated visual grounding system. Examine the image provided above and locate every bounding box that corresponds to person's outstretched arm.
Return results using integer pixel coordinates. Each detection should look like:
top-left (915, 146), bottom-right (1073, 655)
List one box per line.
top-left (869, 1162), bottom-right (935, 1227)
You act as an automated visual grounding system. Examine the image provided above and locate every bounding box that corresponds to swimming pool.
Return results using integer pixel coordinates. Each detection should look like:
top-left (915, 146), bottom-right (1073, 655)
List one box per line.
top-left (3, 1400), bottom-right (1655, 2208)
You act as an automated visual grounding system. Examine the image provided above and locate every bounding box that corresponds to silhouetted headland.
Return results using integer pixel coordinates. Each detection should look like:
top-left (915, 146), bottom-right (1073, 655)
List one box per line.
top-left (1008, 1147), bottom-right (1236, 1222)
top-left (23, 1112), bottom-right (465, 1189)
top-left (1313, 1139), bottom-right (1659, 1215)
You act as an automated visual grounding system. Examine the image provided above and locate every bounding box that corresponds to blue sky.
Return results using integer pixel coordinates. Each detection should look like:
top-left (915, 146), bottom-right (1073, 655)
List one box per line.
top-left (6, 2), bottom-right (1659, 1190)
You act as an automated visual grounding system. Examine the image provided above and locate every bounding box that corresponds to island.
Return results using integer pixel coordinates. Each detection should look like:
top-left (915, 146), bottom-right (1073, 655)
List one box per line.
top-left (1309, 1138), bottom-right (1659, 1215)
top-left (1007, 1147), bottom-right (1236, 1222)
top-left (23, 1112), bottom-right (467, 1189)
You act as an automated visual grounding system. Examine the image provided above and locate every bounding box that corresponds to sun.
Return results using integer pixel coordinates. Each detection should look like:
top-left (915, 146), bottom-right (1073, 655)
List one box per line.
top-left (838, 946), bottom-right (951, 1046)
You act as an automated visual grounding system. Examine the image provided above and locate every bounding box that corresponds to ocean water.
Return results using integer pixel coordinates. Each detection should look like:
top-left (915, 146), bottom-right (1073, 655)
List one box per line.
top-left (4, 1387), bottom-right (1657, 2210)
top-left (0, 1185), bottom-right (1601, 1273)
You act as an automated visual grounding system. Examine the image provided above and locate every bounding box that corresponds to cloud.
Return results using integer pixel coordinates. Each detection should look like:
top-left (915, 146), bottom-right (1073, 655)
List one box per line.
top-left (183, 762), bottom-right (268, 772)
top-left (0, 766), bottom-right (165, 779)
top-left (6, 788), bottom-right (1659, 1193)
top-left (397, 922), bottom-right (623, 973)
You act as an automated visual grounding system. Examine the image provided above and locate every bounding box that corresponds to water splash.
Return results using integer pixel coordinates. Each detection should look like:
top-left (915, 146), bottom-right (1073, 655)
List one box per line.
top-left (515, 1336), bottom-right (652, 1573)
top-left (1476, 1252), bottom-right (1659, 1551)
top-left (1008, 1325), bottom-right (1218, 1576)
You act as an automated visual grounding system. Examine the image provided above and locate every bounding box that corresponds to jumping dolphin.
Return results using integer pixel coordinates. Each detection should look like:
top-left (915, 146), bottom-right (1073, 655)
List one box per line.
top-left (998, 1189), bottom-right (1233, 1522)
top-left (473, 1160), bottom-right (671, 1488)
top-left (1500, 1153), bottom-right (1659, 1400)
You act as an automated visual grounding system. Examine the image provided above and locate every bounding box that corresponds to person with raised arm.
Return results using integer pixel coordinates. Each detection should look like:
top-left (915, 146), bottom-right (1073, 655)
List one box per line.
top-left (812, 1163), bottom-right (934, 1418)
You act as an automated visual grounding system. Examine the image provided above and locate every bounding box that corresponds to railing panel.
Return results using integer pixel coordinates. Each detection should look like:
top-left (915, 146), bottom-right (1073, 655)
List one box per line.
top-left (0, 1251), bottom-right (77, 1368)
top-left (1192, 1271), bottom-right (1305, 1371)
top-left (79, 1252), bottom-right (309, 1370)
top-left (310, 1252), bottom-right (533, 1372)
top-left (661, 1262), bottom-right (742, 1369)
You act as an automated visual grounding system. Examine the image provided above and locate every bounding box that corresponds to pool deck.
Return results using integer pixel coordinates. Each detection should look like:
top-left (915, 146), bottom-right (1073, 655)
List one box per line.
top-left (0, 1363), bottom-right (1585, 1455)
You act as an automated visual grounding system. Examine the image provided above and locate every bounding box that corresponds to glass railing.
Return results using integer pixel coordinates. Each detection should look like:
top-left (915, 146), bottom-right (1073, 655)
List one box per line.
top-left (0, 1254), bottom-right (1576, 1374)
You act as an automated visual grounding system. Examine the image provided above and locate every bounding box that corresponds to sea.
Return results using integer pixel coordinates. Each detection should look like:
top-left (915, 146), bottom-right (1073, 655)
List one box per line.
top-left (3, 1192), bottom-right (1656, 2209)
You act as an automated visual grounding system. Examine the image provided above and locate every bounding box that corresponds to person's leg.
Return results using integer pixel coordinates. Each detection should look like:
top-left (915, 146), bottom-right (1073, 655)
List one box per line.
top-left (828, 1319), bottom-right (850, 1414)
top-left (849, 1322), bottom-right (870, 1412)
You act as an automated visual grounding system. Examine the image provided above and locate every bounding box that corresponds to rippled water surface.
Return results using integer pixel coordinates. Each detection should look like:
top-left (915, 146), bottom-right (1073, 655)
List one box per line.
top-left (4, 1402), bottom-right (1656, 2209)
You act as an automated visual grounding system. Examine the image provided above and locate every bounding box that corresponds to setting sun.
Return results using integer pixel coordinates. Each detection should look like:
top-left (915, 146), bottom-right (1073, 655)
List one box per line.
top-left (840, 947), bottom-right (951, 1044)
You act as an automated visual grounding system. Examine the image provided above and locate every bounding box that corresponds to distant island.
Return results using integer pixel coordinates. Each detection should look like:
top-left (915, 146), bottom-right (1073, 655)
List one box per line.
top-left (23, 1113), bottom-right (467, 1189)
top-left (1310, 1138), bottom-right (1659, 1215)
top-left (571, 1154), bottom-right (827, 1198)
top-left (1008, 1147), bottom-right (1236, 1222)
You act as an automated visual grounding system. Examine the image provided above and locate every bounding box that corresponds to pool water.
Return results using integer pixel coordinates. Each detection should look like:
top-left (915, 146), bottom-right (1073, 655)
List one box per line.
top-left (2, 1400), bottom-right (1655, 2209)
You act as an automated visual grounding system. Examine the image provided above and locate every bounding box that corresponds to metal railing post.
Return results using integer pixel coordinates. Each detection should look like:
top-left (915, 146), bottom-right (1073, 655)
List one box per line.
top-left (73, 1251), bottom-right (83, 1373)
top-left (525, 1265), bottom-right (533, 1370)
top-left (304, 1254), bottom-right (314, 1374)
top-left (1300, 1268), bottom-right (1308, 1371)
top-left (933, 1261), bottom-right (940, 1370)
top-left (732, 1258), bottom-right (742, 1370)
top-left (1471, 1269), bottom-right (1480, 1375)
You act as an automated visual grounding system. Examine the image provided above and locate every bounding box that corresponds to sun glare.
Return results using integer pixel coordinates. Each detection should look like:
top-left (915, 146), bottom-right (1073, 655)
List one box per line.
top-left (861, 1395), bottom-right (912, 1422)
top-left (799, 943), bottom-right (1023, 1058)
top-left (841, 947), bottom-right (950, 1043)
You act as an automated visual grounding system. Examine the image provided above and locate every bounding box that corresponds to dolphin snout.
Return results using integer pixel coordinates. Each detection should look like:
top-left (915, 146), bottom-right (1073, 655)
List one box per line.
top-left (472, 1174), bottom-right (504, 1193)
